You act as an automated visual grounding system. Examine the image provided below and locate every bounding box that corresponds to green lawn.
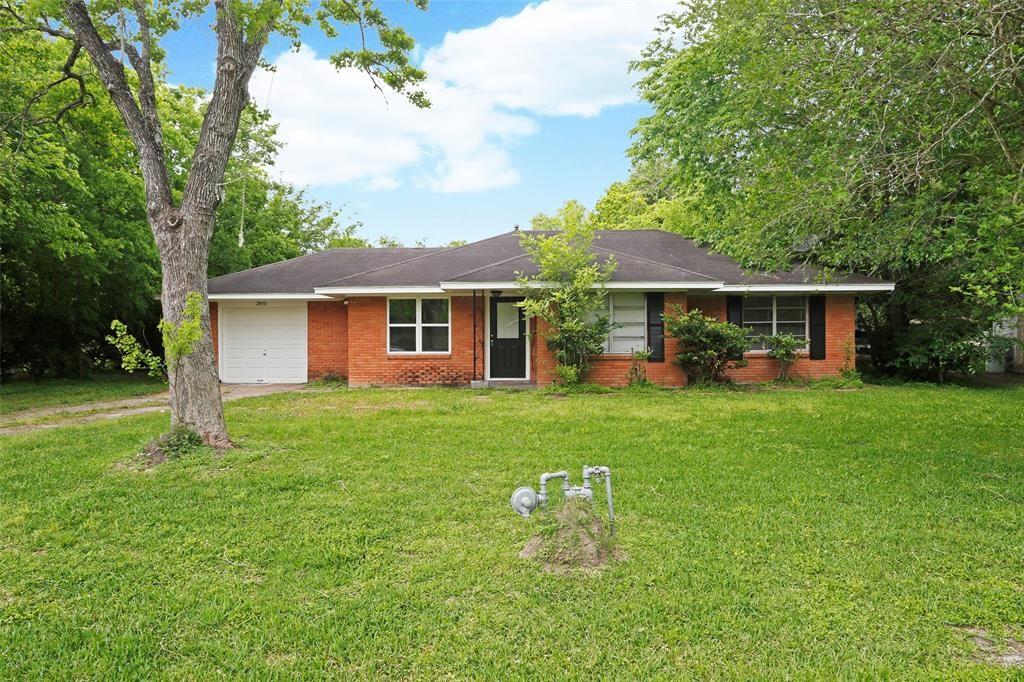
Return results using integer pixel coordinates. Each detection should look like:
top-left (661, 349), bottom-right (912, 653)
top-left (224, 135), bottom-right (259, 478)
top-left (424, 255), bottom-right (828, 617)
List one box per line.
top-left (1, 385), bottom-right (1022, 678)
top-left (0, 374), bottom-right (165, 414)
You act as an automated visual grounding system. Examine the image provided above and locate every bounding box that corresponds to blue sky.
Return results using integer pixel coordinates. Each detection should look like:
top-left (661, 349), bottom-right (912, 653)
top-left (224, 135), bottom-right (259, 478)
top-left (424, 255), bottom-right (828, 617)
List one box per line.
top-left (162, 1), bottom-right (674, 245)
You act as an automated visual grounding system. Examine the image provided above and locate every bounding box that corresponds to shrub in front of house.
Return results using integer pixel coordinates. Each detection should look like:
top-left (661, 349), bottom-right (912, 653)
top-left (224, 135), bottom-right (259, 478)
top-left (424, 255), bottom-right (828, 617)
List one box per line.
top-left (663, 307), bottom-right (750, 384)
top-left (517, 202), bottom-right (617, 385)
top-left (627, 348), bottom-right (653, 386)
top-left (758, 333), bottom-right (805, 381)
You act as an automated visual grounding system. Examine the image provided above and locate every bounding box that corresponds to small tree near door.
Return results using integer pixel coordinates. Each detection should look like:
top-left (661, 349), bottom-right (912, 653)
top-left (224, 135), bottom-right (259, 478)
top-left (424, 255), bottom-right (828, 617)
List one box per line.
top-left (517, 202), bottom-right (616, 384)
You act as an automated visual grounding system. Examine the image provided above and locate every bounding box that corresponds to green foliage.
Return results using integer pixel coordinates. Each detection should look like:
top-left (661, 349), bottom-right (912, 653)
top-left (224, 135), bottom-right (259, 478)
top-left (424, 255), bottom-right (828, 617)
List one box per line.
top-left (887, 324), bottom-right (990, 383)
top-left (626, 0), bottom-right (1024, 376)
top-left (517, 202), bottom-right (617, 380)
top-left (627, 347), bottom-right (653, 386)
top-left (158, 292), bottom-right (204, 372)
top-left (553, 364), bottom-right (579, 386)
top-left (758, 333), bottom-right (805, 382)
top-left (0, 27), bottom-right (379, 376)
top-left (0, 28), bottom-right (159, 378)
top-left (663, 307), bottom-right (750, 383)
top-left (106, 321), bottom-right (167, 380)
top-left (808, 373), bottom-right (865, 391)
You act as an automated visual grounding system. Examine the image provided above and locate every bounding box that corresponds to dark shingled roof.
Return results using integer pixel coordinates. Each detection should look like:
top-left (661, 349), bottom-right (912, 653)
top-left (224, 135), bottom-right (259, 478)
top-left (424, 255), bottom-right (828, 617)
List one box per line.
top-left (208, 230), bottom-right (891, 294)
top-left (208, 247), bottom-right (442, 294)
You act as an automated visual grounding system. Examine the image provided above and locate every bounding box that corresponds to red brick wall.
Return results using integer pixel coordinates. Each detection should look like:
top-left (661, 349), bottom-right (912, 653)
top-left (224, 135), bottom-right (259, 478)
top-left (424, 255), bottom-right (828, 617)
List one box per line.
top-left (308, 301), bottom-right (348, 380)
top-left (533, 293), bottom-right (690, 387)
top-left (687, 294), bottom-right (857, 382)
top-left (210, 302), bottom-right (219, 366)
top-left (346, 296), bottom-right (485, 386)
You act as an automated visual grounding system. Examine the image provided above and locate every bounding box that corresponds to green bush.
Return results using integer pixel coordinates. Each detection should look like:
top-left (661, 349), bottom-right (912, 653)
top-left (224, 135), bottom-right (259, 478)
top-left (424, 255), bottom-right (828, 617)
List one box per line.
top-left (663, 307), bottom-right (750, 384)
top-left (758, 333), bottom-right (805, 381)
top-left (517, 202), bottom-right (617, 381)
top-left (554, 364), bottom-right (580, 386)
top-left (627, 348), bottom-right (653, 386)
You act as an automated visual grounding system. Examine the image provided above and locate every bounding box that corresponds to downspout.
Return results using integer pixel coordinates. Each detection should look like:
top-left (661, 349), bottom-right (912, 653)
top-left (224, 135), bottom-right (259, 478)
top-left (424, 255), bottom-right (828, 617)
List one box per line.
top-left (472, 289), bottom-right (478, 380)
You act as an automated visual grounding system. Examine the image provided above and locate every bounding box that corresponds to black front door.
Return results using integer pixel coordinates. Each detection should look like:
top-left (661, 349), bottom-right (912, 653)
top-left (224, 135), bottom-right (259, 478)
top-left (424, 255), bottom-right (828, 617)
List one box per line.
top-left (490, 297), bottom-right (526, 379)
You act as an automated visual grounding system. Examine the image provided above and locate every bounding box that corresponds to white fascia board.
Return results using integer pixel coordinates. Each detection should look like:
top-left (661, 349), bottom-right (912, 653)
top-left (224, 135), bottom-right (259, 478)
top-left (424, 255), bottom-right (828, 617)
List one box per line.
top-left (604, 281), bottom-right (724, 290)
top-left (713, 283), bottom-right (895, 293)
top-left (209, 293), bottom-right (333, 301)
top-left (439, 280), bottom-right (726, 291)
top-left (313, 285), bottom-right (446, 295)
top-left (440, 281), bottom-right (526, 291)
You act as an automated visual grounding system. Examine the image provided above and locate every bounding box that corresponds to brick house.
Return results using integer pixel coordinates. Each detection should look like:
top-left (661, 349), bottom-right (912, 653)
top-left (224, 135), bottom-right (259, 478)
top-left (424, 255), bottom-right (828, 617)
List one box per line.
top-left (207, 230), bottom-right (894, 387)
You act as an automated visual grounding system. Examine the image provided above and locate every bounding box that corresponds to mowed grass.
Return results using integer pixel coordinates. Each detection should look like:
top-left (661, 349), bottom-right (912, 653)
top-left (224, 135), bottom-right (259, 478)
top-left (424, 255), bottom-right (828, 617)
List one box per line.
top-left (0, 374), bottom-right (165, 414)
top-left (1, 385), bottom-right (1022, 678)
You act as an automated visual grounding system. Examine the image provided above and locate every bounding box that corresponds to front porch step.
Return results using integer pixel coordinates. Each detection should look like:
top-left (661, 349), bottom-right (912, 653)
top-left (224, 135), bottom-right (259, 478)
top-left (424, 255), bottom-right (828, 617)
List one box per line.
top-left (470, 380), bottom-right (534, 389)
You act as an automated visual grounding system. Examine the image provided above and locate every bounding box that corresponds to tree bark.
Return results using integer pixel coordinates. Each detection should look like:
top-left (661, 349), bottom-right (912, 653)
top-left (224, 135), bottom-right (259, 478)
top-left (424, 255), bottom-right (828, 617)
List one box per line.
top-left (157, 215), bottom-right (229, 447)
top-left (61, 0), bottom-right (272, 447)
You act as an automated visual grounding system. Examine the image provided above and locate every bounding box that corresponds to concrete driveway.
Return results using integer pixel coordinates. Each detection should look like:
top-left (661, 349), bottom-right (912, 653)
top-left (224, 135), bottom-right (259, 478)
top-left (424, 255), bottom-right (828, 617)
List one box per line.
top-left (0, 383), bottom-right (302, 435)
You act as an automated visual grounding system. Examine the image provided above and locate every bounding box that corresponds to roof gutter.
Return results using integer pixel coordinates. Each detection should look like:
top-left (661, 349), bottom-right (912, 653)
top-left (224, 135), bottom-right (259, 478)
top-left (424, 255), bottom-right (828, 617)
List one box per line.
top-left (437, 280), bottom-right (726, 291)
top-left (712, 283), bottom-right (896, 293)
top-left (209, 293), bottom-right (333, 301)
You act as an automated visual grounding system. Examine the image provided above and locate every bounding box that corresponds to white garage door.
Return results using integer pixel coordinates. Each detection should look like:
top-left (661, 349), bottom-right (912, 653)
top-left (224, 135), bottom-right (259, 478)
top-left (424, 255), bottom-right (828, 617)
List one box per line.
top-left (219, 302), bottom-right (307, 384)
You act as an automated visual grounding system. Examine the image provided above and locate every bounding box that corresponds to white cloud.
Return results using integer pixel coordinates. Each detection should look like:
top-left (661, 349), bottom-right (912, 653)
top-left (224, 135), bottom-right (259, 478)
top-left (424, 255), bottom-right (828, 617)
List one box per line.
top-left (253, 0), bottom-right (674, 193)
top-left (424, 0), bottom-right (675, 117)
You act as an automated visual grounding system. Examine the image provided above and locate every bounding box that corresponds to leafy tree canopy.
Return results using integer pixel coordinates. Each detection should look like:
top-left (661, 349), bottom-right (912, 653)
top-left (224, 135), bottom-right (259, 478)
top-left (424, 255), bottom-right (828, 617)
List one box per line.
top-left (609, 0), bottom-right (1023, 378)
top-left (0, 24), bottom-right (373, 376)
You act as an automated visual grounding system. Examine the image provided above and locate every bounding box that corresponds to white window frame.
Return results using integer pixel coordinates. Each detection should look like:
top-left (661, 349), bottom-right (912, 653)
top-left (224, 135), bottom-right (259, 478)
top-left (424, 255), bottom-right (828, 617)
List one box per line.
top-left (742, 295), bottom-right (809, 352)
top-left (595, 292), bottom-right (648, 355)
top-left (387, 297), bottom-right (452, 354)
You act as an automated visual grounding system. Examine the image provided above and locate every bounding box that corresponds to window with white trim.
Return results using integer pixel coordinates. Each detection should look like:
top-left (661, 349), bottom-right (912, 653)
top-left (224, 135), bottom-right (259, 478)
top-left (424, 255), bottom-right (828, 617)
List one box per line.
top-left (388, 298), bottom-right (450, 353)
top-left (741, 295), bottom-right (808, 350)
top-left (590, 292), bottom-right (648, 354)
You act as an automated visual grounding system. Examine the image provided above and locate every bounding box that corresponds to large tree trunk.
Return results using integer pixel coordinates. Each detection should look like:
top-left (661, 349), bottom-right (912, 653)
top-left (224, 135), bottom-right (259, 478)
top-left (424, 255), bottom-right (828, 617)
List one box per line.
top-left (62, 0), bottom-right (271, 448)
top-left (155, 213), bottom-right (230, 448)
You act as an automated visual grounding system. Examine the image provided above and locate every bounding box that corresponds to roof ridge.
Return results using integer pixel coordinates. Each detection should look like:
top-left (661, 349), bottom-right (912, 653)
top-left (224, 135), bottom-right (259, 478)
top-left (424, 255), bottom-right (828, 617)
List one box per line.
top-left (591, 245), bottom-right (719, 281)
top-left (446, 251), bottom-right (531, 280)
top-left (207, 246), bottom-right (436, 282)
top-left (318, 230), bottom-right (520, 286)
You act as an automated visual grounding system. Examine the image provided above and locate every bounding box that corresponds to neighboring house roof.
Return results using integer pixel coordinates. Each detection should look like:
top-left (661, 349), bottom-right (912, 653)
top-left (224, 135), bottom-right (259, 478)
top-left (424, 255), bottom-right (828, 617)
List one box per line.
top-left (208, 230), bottom-right (894, 298)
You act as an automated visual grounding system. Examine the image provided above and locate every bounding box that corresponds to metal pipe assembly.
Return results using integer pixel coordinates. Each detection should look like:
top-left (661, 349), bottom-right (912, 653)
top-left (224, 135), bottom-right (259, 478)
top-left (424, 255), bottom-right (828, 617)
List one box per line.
top-left (510, 466), bottom-right (616, 535)
top-left (538, 471), bottom-right (570, 507)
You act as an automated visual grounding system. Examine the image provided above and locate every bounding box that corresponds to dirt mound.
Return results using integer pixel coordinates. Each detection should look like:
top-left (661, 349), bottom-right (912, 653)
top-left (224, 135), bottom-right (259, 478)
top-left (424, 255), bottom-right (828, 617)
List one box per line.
top-left (952, 625), bottom-right (1024, 667)
top-left (519, 499), bottom-right (623, 573)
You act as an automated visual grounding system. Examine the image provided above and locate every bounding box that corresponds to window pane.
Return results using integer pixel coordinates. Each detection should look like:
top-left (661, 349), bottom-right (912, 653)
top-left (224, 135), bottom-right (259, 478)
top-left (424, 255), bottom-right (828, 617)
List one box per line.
top-left (421, 299), bottom-right (449, 324)
top-left (389, 299), bottom-right (416, 324)
top-left (777, 308), bottom-right (806, 322)
top-left (496, 301), bottom-right (520, 339)
top-left (611, 292), bottom-right (644, 308)
top-left (389, 326), bottom-right (416, 352)
top-left (609, 337), bottom-right (646, 354)
top-left (743, 307), bottom-right (773, 322)
top-left (775, 296), bottom-right (806, 309)
top-left (422, 326), bottom-right (449, 352)
top-left (745, 296), bottom-right (773, 309)
top-left (613, 306), bottom-right (646, 324)
top-left (777, 323), bottom-right (807, 338)
top-left (745, 323), bottom-right (772, 348)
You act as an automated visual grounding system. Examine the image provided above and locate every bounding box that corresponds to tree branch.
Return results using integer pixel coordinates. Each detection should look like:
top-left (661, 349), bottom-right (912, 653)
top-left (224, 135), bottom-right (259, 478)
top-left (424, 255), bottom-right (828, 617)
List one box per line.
top-left (62, 0), bottom-right (174, 224)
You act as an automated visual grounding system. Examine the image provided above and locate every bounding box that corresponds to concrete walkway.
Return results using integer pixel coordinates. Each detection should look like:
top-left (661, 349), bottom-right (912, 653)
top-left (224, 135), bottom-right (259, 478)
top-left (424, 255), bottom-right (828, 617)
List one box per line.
top-left (0, 384), bottom-right (301, 436)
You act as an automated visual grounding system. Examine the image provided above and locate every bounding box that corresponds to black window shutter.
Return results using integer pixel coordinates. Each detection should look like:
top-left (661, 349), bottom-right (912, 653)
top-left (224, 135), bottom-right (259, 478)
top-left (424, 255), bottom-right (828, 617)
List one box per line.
top-left (646, 293), bottom-right (665, 362)
top-left (809, 295), bottom-right (826, 360)
top-left (726, 296), bottom-right (744, 360)
top-left (726, 296), bottom-right (743, 325)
